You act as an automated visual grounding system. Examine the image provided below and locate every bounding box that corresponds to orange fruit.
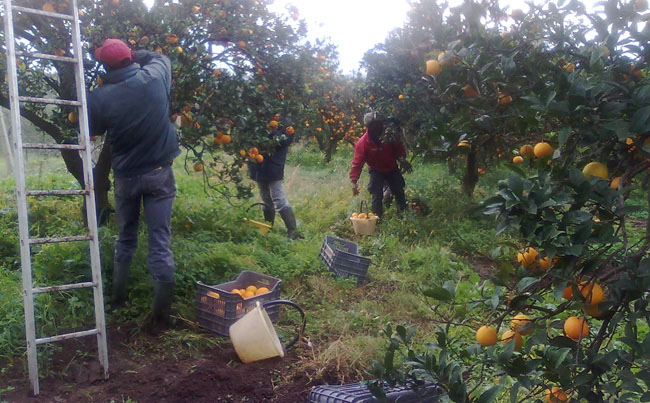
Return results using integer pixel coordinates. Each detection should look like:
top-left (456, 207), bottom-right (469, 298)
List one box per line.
top-left (358, 213), bottom-right (368, 219)
top-left (231, 289), bottom-right (242, 296)
top-left (207, 291), bottom-right (220, 299)
top-left (538, 256), bottom-right (552, 270)
top-left (497, 92), bottom-right (513, 105)
top-left (510, 314), bottom-right (533, 335)
top-left (42, 2), bottom-right (55, 12)
top-left (533, 142), bottom-right (554, 158)
top-left (582, 162), bottom-right (608, 180)
top-left (501, 330), bottom-right (523, 351)
top-left (519, 144), bottom-right (534, 157)
top-left (242, 290), bottom-right (255, 299)
top-left (516, 247), bottom-right (538, 268)
top-left (579, 281), bottom-right (604, 305)
top-left (398, 94), bottom-right (405, 100)
top-left (237, 40), bottom-right (247, 48)
top-left (239, 149), bottom-right (247, 157)
top-left (545, 386), bottom-right (568, 403)
top-left (193, 162), bottom-right (204, 172)
top-left (166, 34), bottom-right (179, 44)
top-left (249, 147), bottom-right (259, 156)
top-left (582, 303), bottom-right (602, 318)
top-left (425, 59), bottom-right (442, 76)
top-left (68, 111), bottom-right (78, 123)
top-left (564, 63), bottom-right (575, 73)
top-left (463, 84), bottom-right (478, 98)
top-left (255, 154), bottom-right (264, 163)
top-left (564, 316), bottom-right (589, 341)
top-left (285, 126), bottom-right (295, 135)
top-left (246, 285), bottom-right (258, 293)
top-left (269, 120), bottom-right (279, 129)
top-left (512, 155), bottom-right (524, 164)
top-left (255, 287), bottom-right (269, 295)
top-left (221, 134), bottom-right (231, 144)
top-left (562, 285), bottom-right (573, 300)
top-left (610, 176), bottom-right (621, 189)
top-left (476, 326), bottom-right (498, 346)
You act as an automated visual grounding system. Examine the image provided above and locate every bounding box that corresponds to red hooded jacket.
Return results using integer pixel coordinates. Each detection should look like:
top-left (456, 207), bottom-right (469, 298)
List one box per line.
top-left (349, 131), bottom-right (406, 182)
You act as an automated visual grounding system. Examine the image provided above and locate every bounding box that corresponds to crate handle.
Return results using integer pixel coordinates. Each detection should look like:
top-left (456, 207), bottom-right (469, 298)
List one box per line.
top-left (262, 300), bottom-right (306, 351)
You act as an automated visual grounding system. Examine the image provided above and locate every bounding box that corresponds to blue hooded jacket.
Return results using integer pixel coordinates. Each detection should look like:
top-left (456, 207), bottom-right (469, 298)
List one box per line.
top-left (88, 50), bottom-right (181, 178)
top-left (248, 128), bottom-right (293, 182)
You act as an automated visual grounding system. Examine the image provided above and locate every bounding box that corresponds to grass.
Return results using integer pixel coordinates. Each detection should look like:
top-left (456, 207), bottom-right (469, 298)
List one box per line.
top-left (2, 141), bottom-right (645, 398)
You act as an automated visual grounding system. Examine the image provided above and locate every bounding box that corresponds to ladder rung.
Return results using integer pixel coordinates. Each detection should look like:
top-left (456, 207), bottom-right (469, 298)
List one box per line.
top-left (36, 328), bottom-right (100, 345)
top-left (26, 190), bottom-right (89, 197)
top-left (33, 281), bottom-right (96, 294)
top-left (29, 235), bottom-right (92, 245)
top-left (16, 51), bottom-right (76, 63)
top-left (19, 96), bottom-right (80, 106)
top-left (23, 143), bottom-right (85, 150)
top-left (12, 5), bottom-right (74, 21)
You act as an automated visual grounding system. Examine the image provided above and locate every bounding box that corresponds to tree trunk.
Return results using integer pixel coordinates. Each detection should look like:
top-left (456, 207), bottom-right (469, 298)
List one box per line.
top-left (447, 156), bottom-right (456, 175)
top-left (462, 150), bottom-right (479, 197)
top-left (61, 141), bottom-right (112, 226)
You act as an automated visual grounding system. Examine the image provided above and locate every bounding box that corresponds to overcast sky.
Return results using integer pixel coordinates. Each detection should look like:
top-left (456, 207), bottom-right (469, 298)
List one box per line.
top-left (268, 0), bottom-right (412, 74)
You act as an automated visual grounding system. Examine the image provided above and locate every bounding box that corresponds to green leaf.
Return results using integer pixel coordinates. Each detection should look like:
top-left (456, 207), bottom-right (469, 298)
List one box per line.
top-left (517, 277), bottom-right (539, 293)
top-left (477, 386), bottom-right (501, 403)
top-left (558, 127), bottom-right (571, 146)
top-left (631, 106), bottom-right (650, 133)
top-left (423, 287), bottom-right (453, 301)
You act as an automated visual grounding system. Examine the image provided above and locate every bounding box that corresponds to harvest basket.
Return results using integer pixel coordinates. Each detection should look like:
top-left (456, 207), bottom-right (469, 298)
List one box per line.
top-left (350, 200), bottom-right (378, 235)
top-left (309, 381), bottom-right (443, 403)
top-left (319, 235), bottom-right (371, 285)
top-left (196, 270), bottom-right (282, 336)
top-left (243, 202), bottom-right (273, 235)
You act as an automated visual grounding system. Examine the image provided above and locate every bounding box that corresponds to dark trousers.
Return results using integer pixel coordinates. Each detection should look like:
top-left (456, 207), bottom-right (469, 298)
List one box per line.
top-left (114, 165), bottom-right (176, 282)
top-left (368, 169), bottom-right (406, 217)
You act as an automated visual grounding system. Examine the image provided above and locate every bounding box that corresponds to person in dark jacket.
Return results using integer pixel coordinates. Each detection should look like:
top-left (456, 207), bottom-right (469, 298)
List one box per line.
top-left (88, 38), bottom-right (181, 333)
top-left (350, 112), bottom-right (411, 217)
top-left (249, 119), bottom-right (302, 239)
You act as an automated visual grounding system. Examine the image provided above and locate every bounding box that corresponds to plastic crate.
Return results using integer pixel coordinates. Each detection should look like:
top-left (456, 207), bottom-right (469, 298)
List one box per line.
top-left (196, 270), bottom-right (282, 336)
top-left (319, 235), bottom-right (371, 285)
top-left (309, 381), bottom-right (443, 403)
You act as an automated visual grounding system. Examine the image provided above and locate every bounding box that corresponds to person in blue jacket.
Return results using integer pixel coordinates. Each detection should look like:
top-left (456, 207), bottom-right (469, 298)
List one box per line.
top-left (249, 119), bottom-right (303, 239)
top-left (88, 38), bottom-right (181, 334)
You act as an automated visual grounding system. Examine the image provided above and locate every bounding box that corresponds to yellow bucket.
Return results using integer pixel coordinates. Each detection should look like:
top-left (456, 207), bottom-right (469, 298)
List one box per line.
top-left (229, 300), bottom-right (306, 364)
top-left (243, 218), bottom-right (272, 235)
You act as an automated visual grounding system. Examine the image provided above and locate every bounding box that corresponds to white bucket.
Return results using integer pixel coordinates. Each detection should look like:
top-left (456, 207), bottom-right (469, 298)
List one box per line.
top-left (229, 301), bottom-right (283, 363)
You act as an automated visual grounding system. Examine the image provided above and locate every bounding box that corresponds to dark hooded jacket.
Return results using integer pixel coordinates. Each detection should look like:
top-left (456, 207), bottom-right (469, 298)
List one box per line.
top-left (249, 128), bottom-right (293, 182)
top-left (88, 50), bottom-right (180, 178)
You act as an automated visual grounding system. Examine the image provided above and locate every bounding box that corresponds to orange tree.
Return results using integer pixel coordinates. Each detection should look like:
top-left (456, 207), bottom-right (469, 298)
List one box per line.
top-left (369, 0), bottom-right (650, 402)
top-left (0, 0), bottom-right (325, 215)
top-left (300, 61), bottom-right (366, 162)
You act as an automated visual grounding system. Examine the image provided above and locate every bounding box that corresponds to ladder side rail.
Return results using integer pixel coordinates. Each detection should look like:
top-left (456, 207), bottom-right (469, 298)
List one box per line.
top-left (3, 0), bottom-right (40, 395)
top-left (71, 0), bottom-right (109, 380)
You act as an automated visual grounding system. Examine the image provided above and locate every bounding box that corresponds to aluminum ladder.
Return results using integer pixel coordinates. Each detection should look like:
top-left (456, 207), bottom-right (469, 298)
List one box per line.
top-left (2, 0), bottom-right (108, 395)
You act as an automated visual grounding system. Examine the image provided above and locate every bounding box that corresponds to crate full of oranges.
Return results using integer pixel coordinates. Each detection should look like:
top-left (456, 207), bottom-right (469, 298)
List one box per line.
top-left (196, 270), bottom-right (281, 336)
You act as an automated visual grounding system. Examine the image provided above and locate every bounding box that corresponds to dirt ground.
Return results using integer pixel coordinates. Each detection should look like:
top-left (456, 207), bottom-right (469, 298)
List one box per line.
top-left (0, 323), bottom-right (316, 403)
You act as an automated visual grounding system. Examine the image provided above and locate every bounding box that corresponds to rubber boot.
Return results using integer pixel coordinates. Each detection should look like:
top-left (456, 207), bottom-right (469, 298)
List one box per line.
top-left (146, 280), bottom-right (175, 335)
top-left (279, 207), bottom-right (303, 240)
top-left (263, 206), bottom-right (276, 226)
top-left (109, 259), bottom-right (130, 312)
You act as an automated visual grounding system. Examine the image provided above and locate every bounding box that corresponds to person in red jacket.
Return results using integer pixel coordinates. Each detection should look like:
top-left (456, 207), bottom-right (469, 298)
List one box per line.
top-left (350, 112), bottom-right (411, 217)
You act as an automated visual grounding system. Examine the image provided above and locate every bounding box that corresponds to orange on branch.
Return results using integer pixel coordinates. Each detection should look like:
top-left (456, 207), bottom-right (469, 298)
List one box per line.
top-left (255, 154), bottom-right (264, 163)
top-left (519, 144), bottom-right (534, 158)
top-left (463, 84), bottom-right (477, 98)
top-left (533, 142), bottom-right (554, 158)
top-left (476, 326), bottom-right (498, 346)
top-left (579, 281), bottom-right (604, 305)
top-left (513, 156), bottom-right (524, 164)
top-left (564, 316), bottom-right (589, 341)
top-left (193, 162), bottom-right (204, 172)
top-left (166, 34), bottom-right (179, 45)
top-left (582, 162), bottom-right (608, 180)
top-left (510, 313), bottom-right (533, 335)
top-left (425, 59), bottom-right (442, 77)
top-left (545, 387), bottom-right (568, 403)
top-left (501, 330), bottom-right (523, 351)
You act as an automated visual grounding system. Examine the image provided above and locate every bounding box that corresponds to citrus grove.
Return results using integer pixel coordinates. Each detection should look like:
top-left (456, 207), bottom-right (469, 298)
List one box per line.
top-left (1, 0), bottom-right (650, 401)
top-left (364, 0), bottom-right (650, 401)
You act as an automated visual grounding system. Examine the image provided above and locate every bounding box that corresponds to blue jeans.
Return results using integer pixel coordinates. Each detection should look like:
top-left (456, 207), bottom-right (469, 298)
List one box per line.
top-left (257, 180), bottom-right (290, 212)
top-left (114, 165), bottom-right (176, 282)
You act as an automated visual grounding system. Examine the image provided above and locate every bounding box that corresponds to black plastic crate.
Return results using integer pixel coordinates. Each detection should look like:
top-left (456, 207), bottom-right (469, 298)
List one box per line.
top-left (309, 381), bottom-right (443, 403)
top-left (196, 270), bottom-right (281, 336)
top-left (319, 235), bottom-right (371, 285)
